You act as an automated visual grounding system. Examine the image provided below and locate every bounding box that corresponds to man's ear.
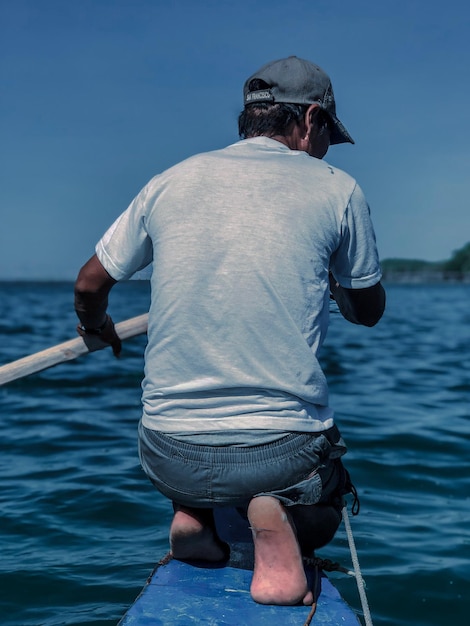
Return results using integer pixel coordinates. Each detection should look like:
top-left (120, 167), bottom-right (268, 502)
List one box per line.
top-left (304, 103), bottom-right (321, 138)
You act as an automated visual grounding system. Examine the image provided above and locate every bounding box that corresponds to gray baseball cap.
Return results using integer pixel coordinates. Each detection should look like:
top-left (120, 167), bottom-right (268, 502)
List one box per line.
top-left (243, 56), bottom-right (354, 145)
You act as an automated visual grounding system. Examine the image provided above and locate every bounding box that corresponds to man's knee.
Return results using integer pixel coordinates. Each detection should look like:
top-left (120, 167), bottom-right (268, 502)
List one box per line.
top-left (291, 503), bottom-right (342, 554)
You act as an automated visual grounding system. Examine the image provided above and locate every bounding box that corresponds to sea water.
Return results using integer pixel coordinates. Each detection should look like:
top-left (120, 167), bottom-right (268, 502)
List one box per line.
top-left (0, 281), bottom-right (468, 626)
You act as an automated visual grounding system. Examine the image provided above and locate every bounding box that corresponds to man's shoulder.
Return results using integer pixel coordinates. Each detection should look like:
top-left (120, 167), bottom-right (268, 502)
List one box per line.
top-left (316, 158), bottom-right (357, 185)
top-left (156, 144), bottom-right (237, 177)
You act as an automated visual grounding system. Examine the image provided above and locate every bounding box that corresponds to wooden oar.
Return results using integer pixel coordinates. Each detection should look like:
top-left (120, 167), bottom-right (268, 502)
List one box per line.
top-left (0, 313), bottom-right (148, 386)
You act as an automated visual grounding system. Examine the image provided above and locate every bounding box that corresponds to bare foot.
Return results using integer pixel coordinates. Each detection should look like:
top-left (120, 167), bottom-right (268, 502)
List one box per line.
top-left (170, 506), bottom-right (229, 562)
top-left (248, 496), bottom-right (313, 606)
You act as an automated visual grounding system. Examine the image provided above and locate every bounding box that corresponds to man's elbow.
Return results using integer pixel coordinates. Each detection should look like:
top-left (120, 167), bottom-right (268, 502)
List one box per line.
top-left (74, 255), bottom-right (116, 297)
top-left (350, 282), bottom-right (386, 327)
top-left (364, 285), bottom-right (386, 326)
top-left (359, 308), bottom-right (384, 327)
top-left (74, 269), bottom-right (99, 299)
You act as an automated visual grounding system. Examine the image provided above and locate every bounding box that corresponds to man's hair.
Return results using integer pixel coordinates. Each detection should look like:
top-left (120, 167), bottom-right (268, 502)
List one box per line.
top-left (238, 79), bottom-right (308, 139)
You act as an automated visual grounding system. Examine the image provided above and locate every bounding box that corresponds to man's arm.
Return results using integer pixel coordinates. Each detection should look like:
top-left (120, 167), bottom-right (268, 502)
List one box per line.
top-left (74, 254), bottom-right (122, 356)
top-left (329, 273), bottom-right (385, 327)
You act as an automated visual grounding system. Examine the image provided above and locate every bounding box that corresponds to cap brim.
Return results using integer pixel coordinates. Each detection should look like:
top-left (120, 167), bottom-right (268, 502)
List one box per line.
top-left (329, 114), bottom-right (354, 145)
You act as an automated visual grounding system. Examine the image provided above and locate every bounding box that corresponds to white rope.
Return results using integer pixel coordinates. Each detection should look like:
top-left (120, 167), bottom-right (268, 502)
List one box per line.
top-left (342, 505), bottom-right (374, 626)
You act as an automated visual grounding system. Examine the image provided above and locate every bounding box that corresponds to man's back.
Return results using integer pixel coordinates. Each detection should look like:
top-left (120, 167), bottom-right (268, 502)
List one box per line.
top-left (97, 136), bottom-right (381, 432)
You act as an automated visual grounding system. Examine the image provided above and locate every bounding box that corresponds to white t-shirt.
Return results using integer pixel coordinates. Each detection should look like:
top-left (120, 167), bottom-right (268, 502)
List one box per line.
top-left (96, 137), bottom-right (382, 433)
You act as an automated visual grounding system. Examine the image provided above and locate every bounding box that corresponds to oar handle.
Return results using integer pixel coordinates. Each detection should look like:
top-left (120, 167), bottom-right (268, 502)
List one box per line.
top-left (0, 313), bottom-right (149, 386)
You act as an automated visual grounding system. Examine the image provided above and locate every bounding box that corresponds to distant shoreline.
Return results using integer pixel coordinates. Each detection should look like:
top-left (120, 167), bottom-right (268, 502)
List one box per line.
top-left (2, 244), bottom-right (470, 285)
top-left (1, 275), bottom-right (469, 286)
top-left (381, 271), bottom-right (470, 284)
top-left (381, 242), bottom-right (470, 283)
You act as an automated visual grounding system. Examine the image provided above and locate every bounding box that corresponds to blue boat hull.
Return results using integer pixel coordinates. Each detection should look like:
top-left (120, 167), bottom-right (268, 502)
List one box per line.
top-left (118, 508), bottom-right (360, 625)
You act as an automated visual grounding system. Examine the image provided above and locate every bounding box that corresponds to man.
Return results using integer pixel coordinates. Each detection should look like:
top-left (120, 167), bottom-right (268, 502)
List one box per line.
top-left (74, 56), bottom-right (385, 607)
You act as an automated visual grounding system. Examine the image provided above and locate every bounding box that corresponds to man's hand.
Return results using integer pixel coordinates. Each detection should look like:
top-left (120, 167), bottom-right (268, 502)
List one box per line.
top-left (77, 315), bottom-right (122, 357)
top-left (75, 254), bottom-right (121, 356)
top-left (97, 315), bottom-right (122, 357)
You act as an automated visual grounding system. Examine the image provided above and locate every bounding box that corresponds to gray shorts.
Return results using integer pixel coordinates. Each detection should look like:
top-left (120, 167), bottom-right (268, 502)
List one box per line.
top-left (138, 420), bottom-right (348, 509)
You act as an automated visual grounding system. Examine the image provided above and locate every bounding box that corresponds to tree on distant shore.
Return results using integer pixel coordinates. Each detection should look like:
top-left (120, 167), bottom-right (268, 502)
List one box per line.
top-left (381, 258), bottom-right (440, 273)
top-left (443, 242), bottom-right (470, 274)
top-left (381, 241), bottom-right (470, 279)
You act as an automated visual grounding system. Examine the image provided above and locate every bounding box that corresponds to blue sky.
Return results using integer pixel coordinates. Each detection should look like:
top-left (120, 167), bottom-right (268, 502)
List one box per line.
top-left (1, 0), bottom-right (469, 280)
